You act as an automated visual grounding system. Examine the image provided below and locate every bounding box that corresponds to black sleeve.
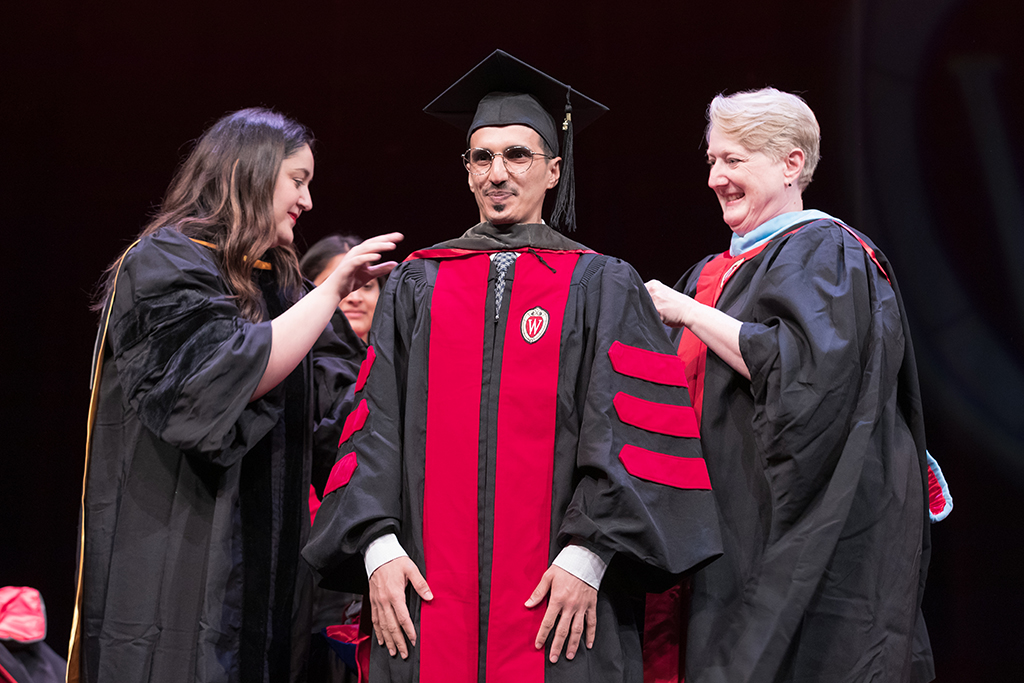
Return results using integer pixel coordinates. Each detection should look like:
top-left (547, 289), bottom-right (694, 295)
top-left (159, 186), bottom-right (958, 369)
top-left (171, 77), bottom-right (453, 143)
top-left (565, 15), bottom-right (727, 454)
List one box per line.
top-left (558, 257), bottom-right (722, 583)
top-left (738, 223), bottom-right (904, 537)
top-left (107, 230), bottom-right (278, 466)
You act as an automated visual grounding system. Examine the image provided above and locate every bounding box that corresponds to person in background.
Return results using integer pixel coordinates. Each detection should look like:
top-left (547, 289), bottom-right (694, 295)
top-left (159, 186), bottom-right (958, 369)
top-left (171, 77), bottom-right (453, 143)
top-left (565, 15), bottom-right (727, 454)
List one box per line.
top-left (301, 235), bottom-right (383, 343)
top-left (300, 234), bottom-right (387, 682)
top-left (646, 87), bottom-right (940, 683)
top-left (70, 107), bottom-right (401, 683)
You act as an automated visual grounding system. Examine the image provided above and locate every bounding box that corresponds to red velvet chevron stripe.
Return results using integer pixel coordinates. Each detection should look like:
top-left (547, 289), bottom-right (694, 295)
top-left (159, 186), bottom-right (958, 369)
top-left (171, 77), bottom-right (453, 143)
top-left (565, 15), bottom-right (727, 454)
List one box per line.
top-left (354, 346), bottom-right (376, 394)
top-left (338, 399), bottom-right (369, 447)
top-left (323, 453), bottom-right (358, 496)
top-left (308, 485), bottom-right (321, 525)
top-left (608, 341), bottom-right (688, 387)
top-left (618, 444), bottom-right (711, 489)
top-left (613, 392), bottom-right (700, 438)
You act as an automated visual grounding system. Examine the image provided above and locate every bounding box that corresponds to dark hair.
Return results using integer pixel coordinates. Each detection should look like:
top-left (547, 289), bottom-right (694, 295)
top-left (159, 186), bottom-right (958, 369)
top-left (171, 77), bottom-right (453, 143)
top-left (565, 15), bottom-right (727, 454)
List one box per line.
top-left (96, 107), bottom-right (314, 321)
top-left (299, 234), bottom-right (361, 281)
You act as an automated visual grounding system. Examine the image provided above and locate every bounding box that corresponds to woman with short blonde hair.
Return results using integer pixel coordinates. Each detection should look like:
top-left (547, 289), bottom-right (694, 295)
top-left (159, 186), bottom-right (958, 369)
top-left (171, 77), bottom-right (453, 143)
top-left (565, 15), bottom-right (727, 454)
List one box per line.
top-left (646, 88), bottom-right (938, 682)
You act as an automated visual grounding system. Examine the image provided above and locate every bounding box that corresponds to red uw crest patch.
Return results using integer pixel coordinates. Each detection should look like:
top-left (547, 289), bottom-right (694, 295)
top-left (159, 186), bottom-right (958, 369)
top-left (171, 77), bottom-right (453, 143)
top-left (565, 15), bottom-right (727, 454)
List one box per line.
top-left (520, 306), bottom-right (550, 343)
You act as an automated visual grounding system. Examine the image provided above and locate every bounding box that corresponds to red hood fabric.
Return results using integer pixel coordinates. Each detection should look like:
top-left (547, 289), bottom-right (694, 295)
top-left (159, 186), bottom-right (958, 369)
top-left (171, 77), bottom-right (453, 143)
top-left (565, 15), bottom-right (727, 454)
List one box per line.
top-left (0, 587), bottom-right (46, 644)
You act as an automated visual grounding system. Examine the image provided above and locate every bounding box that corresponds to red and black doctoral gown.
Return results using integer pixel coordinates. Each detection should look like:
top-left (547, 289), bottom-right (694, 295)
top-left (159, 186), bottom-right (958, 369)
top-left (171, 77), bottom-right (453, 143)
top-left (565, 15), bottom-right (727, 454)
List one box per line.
top-left (676, 218), bottom-right (934, 683)
top-left (303, 222), bottom-right (723, 683)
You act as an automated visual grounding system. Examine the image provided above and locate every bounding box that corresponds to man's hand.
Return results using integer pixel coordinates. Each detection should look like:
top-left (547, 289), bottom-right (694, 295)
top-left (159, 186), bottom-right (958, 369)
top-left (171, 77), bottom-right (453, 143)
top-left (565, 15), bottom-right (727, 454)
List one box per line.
top-left (525, 564), bottom-right (597, 663)
top-left (368, 556), bottom-right (432, 659)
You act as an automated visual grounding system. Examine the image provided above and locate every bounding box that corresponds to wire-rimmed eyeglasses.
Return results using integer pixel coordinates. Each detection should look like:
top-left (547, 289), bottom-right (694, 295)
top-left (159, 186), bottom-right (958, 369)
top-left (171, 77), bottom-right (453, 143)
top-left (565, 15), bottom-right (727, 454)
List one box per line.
top-left (462, 145), bottom-right (553, 175)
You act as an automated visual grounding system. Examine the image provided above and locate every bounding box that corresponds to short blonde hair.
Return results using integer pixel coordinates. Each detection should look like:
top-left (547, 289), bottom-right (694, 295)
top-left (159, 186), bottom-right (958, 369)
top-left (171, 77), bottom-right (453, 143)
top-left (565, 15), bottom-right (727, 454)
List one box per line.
top-left (706, 88), bottom-right (820, 191)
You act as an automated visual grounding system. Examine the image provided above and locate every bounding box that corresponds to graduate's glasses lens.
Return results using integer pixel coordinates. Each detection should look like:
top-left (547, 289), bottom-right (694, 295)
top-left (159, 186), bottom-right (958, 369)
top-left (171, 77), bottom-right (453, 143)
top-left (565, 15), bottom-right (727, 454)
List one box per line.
top-left (463, 146), bottom-right (540, 175)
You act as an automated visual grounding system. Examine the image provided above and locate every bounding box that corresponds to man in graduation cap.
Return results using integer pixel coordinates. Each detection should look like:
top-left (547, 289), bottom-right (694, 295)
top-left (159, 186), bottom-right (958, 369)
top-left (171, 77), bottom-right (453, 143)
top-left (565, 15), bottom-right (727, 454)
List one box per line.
top-left (304, 50), bottom-right (722, 683)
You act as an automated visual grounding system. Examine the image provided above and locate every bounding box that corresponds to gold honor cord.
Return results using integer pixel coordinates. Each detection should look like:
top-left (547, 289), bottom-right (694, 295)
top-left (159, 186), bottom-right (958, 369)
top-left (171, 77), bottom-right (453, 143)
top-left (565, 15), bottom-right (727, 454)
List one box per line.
top-left (66, 239), bottom-right (139, 683)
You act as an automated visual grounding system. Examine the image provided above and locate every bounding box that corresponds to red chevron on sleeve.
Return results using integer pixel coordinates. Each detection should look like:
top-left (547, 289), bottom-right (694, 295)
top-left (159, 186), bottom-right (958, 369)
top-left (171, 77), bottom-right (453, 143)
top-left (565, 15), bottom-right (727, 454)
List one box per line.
top-left (355, 346), bottom-right (376, 394)
top-left (339, 399), bottom-right (369, 447)
top-left (618, 444), bottom-right (711, 489)
top-left (308, 485), bottom-right (321, 526)
top-left (608, 341), bottom-right (688, 386)
top-left (324, 452), bottom-right (358, 496)
top-left (613, 392), bottom-right (700, 437)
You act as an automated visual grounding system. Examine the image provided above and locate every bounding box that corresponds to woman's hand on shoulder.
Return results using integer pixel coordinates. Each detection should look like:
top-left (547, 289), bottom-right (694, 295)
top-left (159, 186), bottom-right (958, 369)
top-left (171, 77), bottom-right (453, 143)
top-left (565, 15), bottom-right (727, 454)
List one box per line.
top-left (321, 232), bottom-right (404, 301)
top-left (647, 278), bottom-right (750, 379)
top-left (645, 279), bottom-right (692, 328)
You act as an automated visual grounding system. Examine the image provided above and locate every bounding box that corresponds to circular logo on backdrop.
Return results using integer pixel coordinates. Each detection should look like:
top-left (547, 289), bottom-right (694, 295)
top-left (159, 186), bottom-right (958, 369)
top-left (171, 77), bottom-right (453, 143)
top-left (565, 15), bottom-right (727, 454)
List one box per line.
top-left (521, 306), bottom-right (550, 344)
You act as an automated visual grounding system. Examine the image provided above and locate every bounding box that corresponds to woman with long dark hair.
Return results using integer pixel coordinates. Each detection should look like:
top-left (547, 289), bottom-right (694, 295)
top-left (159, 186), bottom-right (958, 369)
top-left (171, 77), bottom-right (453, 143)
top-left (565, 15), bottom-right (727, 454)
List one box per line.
top-left (69, 107), bottom-right (401, 683)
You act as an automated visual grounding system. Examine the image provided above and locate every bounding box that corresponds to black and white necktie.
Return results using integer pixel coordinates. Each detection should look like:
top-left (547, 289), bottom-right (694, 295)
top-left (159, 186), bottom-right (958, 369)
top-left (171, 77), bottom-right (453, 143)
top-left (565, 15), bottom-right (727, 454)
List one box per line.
top-left (493, 251), bottom-right (518, 321)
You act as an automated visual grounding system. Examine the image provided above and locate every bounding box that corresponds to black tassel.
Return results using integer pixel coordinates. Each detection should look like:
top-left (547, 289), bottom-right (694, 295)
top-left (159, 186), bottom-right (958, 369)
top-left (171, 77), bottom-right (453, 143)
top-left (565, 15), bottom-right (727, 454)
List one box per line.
top-left (550, 85), bottom-right (576, 232)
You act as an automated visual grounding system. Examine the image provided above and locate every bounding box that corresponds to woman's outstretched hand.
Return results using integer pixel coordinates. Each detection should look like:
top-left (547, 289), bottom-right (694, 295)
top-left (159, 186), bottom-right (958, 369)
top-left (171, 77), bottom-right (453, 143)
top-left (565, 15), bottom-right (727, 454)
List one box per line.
top-left (252, 232), bottom-right (403, 400)
top-left (645, 279), bottom-right (692, 328)
top-left (321, 232), bottom-right (403, 300)
top-left (645, 278), bottom-right (750, 380)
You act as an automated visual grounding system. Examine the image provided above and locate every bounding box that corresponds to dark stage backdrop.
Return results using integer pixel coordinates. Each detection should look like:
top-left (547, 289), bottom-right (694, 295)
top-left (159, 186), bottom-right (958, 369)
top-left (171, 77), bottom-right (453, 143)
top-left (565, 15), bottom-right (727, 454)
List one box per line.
top-left (3, 0), bottom-right (1021, 678)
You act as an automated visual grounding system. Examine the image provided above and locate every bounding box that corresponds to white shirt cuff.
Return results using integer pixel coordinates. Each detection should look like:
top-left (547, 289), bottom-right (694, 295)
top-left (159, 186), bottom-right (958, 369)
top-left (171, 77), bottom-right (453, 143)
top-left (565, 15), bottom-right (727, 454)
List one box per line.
top-left (552, 545), bottom-right (608, 590)
top-left (364, 533), bottom-right (408, 578)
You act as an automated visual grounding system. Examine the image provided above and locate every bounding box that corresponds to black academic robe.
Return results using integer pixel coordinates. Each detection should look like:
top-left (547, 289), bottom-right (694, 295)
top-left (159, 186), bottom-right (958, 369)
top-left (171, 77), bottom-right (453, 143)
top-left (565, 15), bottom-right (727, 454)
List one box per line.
top-left (74, 228), bottom-right (364, 683)
top-left (304, 222), bottom-right (723, 683)
top-left (678, 219), bottom-right (934, 683)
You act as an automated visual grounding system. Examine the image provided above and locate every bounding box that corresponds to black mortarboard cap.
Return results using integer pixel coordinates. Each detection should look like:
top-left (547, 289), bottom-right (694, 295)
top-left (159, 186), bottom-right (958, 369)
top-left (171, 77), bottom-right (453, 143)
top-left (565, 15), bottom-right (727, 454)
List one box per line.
top-left (424, 50), bottom-right (608, 231)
